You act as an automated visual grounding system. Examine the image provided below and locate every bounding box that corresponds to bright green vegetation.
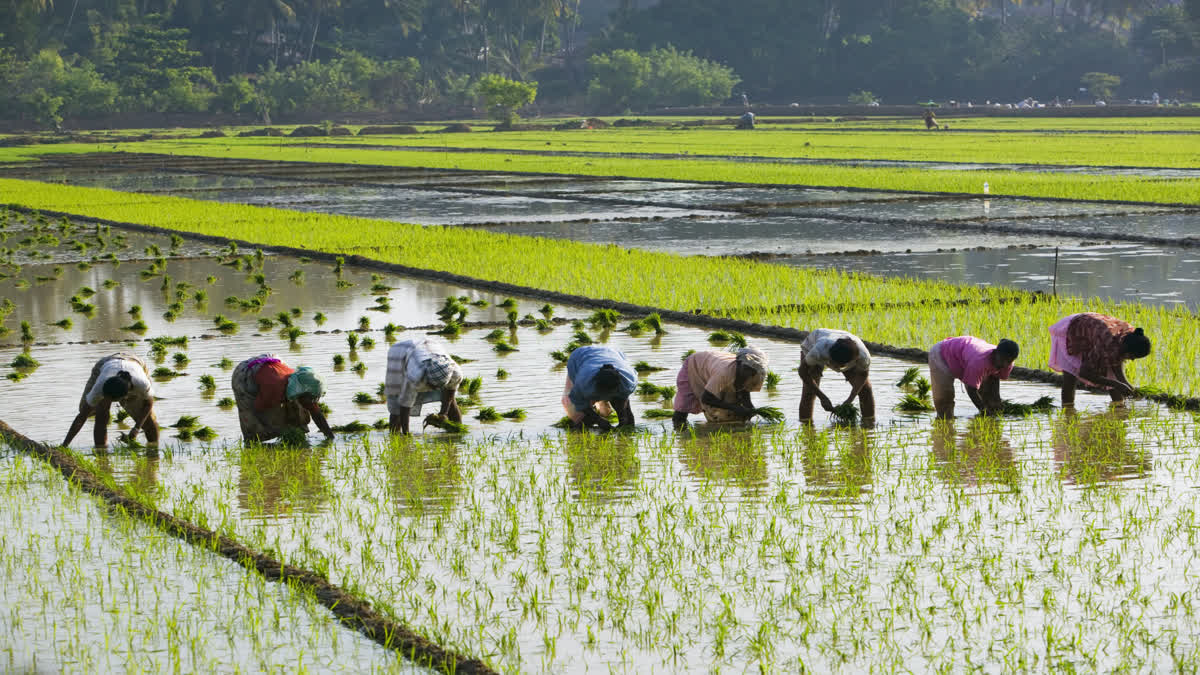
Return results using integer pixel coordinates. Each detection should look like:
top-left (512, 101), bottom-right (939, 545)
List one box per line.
top-left (83, 408), bottom-right (1200, 671)
top-left (3, 184), bottom-right (1200, 398)
top-left (0, 453), bottom-right (408, 672)
top-left (79, 139), bottom-right (1200, 204)
top-left (280, 126), bottom-right (1200, 169)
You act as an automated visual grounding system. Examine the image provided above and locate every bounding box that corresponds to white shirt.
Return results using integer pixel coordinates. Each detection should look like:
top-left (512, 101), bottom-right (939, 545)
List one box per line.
top-left (86, 357), bottom-right (154, 406)
top-left (385, 338), bottom-right (460, 408)
top-left (800, 329), bottom-right (871, 373)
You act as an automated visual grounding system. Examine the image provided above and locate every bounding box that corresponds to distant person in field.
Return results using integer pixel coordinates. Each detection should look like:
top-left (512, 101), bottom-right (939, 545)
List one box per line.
top-left (928, 337), bottom-right (1019, 419)
top-left (923, 108), bottom-right (939, 130)
top-left (1048, 313), bottom-right (1150, 406)
top-left (672, 347), bottom-right (768, 430)
top-left (737, 111), bottom-right (756, 129)
top-left (232, 354), bottom-right (333, 442)
top-left (386, 337), bottom-right (463, 434)
top-left (562, 345), bottom-right (637, 431)
top-left (63, 352), bottom-right (159, 448)
top-left (798, 329), bottom-right (875, 423)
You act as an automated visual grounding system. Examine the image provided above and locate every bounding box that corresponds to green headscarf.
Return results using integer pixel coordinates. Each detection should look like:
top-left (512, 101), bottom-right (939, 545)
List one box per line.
top-left (286, 366), bottom-right (325, 401)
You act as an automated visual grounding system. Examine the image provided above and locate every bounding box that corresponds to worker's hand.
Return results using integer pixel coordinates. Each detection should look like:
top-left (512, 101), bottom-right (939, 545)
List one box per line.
top-left (1112, 381), bottom-right (1134, 397)
top-left (592, 419), bottom-right (612, 432)
top-left (735, 405), bottom-right (757, 419)
top-left (819, 395), bottom-right (834, 412)
top-left (840, 396), bottom-right (856, 409)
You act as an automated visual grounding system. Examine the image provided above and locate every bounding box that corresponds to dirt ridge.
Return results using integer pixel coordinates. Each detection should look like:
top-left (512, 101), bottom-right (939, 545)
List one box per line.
top-left (0, 419), bottom-right (498, 675)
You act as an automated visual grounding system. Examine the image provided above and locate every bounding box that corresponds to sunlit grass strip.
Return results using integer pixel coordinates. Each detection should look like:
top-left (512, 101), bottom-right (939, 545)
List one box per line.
top-left (108, 141), bottom-right (1200, 205)
top-left (0, 419), bottom-right (498, 675)
top-left (0, 179), bottom-right (1019, 313)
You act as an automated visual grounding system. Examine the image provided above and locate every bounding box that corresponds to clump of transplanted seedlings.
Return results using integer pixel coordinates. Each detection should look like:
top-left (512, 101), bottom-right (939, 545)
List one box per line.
top-left (999, 395), bottom-right (1055, 416)
top-left (633, 361), bottom-right (665, 373)
top-left (123, 319), bottom-right (148, 333)
top-left (152, 367), bottom-right (182, 379)
top-left (346, 332), bottom-right (359, 351)
top-left (286, 326), bottom-right (303, 344)
top-left (10, 352), bottom-right (39, 369)
top-left (216, 397), bottom-right (234, 408)
top-left (437, 296), bottom-right (468, 323)
top-left (434, 321), bottom-right (461, 337)
top-left (258, 318), bottom-right (275, 330)
top-left (588, 308), bottom-right (620, 329)
top-left (172, 352), bottom-right (189, 368)
top-left (765, 371), bottom-right (781, 390)
top-left (498, 297), bottom-right (518, 310)
top-left (353, 392), bottom-right (378, 405)
top-left (198, 374), bottom-right (216, 391)
top-left (423, 414), bottom-right (469, 434)
top-left (217, 356), bottom-right (232, 369)
top-left (637, 381), bottom-right (675, 402)
top-left (50, 318), bottom-right (72, 329)
top-left (213, 315), bottom-right (238, 333)
top-left (496, 368), bottom-right (509, 380)
top-left (507, 310), bottom-right (519, 328)
top-left (494, 339), bottom-right (518, 353)
top-left (275, 311), bottom-right (293, 328)
top-left (360, 337), bottom-right (375, 349)
top-left (501, 408), bottom-right (527, 421)
top-left (383, 323), bottom-right (400, 341)
top-left (314, 312), bottom-right (327, 326)
top-left (332, 420), bottom-right (372, 434)
top-left (358, 316), bottom-right (370, 331)
top-left (831, 402), bottom-right (860, 424)
top-left (475, 406), bottom-right (503, 422)
top-left (623, 312), bottom-right (667, 336)
top-left (894, 366), bottom-right (935, 412)
top-left (20, 321), bottom-right (34, 343)
top-left (351, 361), bottom-right (367, 375)
top-left (289, 270), bottom-right (304, 284)
top-left (171, 415), bottom-right (199, 429)
top-left (192, 426), bottom-right (217, 441)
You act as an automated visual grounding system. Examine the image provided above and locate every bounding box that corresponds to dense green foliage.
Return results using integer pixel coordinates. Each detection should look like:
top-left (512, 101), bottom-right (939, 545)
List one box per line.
top-left (0, 0), bottom-right (1197, 126)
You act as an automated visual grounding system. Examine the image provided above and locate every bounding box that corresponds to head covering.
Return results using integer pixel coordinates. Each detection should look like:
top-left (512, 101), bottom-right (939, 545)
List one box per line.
top-left (735, 346), bottom-right (769, 376)
top-left (424, 353), bottom-right (462, 390)
top-left (285, 366), bottom-right (325, 401)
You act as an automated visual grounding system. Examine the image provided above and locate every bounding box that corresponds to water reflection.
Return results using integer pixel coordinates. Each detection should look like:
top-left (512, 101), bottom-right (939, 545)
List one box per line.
top-left (678, 426), bottom-right (769, 495)
top-left (237, 443), bottom-right (329, 518)
top-left (1052, 407), bottom-right (1150, 487)
top-left (930, 417), bottom-right (1019, 491)
top-left (92, 447), bottom-right (160, 499)
top-left (801, 427), bottom-right (874, 504)
top-left (384, 435), bottom-right (462, 516)
top-left (565, 433), bottom-right (640, 503)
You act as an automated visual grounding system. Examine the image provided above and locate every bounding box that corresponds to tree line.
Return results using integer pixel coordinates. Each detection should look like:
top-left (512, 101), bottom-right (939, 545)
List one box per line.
top-left (0, 0), bottom-right (1196, 126)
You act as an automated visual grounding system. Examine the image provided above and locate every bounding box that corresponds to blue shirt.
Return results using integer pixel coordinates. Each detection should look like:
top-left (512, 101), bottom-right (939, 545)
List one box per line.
top-left (566, 346), bottom-right (636, 409)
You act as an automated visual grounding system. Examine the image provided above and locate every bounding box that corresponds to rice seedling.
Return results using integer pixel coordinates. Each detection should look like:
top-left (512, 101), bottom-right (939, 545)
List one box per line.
top-left (765, 371), bottom-right (782, 390)
top-left (213, 316), bottom-right (238, 333)
top-left (484, 329), bottom-right (506, 341)
top-left (475, 406), bottom-right (502, 422)
top-left (289, 270), bottom-right (305, 284)
top-left (895, 393), bottom-right (935, 412)
top-left (194, 289), bottom-right (208, 304)
top-left (642, 408), bottom-right (675, 419)
top-left (358, 316), bottom-right (370, 331)
top-left (572, 330), bottom-right (593, 346)
top-left (434, 321), bottom-right (462, 337)
top-left (498, 298), bottom-right (518, 310)
top-left (258, 317), bottom-right (276, 330)
top-left (77, 286), bottom-right (96, 298)
top-left (831, 402), bottom-right (860, 424)
top-left (361, 337), bottom-right (376, 349)
top-left (275, 311), bottom-right (293, 328)
top-left (383, 323), bottom-right (400, 341)
top-left (192, 425), bottom-right (217, 440)
top-left (753, 406), bottom-right (785, 422)
top-left (172, 352), bottom-right (190, 367)
top-left (471, 299), bottom-right (489, 307)
top-left (493, 339), bottom-right (519, 353)
top-left (10, 352), bottom-right (39, 368)
top-left (332, 353), bottom-right (345, 367)
top-left (451, 354), bottom-right (475, 364)
top-left (198, 374), bottom-right (216, 391)
top-left (206, 275), bottom-right (217, 284)
top-left (6, 371), bottom-right (27, 381)
top-left (633, 361), bottom-right (666, 373)
top-left (346, 333), bottom-right (359, 350)
top-left (506, 310), bottom-right (519, 328)
top-left (588, 309), bottom-right (621, 329)
top-left (50, 317), bottom-right (71, 329)
top-left (19, 321), bottom-right (33, 342)
top-left (314, 312), bottom-right (327, 326)
top-left (500, 408), bottom-right (527, 421)
top-left (999, 395), bottom-right (1056, 416)
top-left (123, 319), bottom-right (148, 333)
top-left (152, 366), bottom-right (182, 379)
top-left (170, 415), bottom-right (199, 429)
top-left (539, 303), bottom-right (554, 318)
top-left (217, 356), bottom-right (232, 369)
top-left (351, 361), bottom-right (367, 375)
top-left (286, 326), bottom-right (303, 344)
top-left (216, 396), bottom-right (235, 408)
top-left (353, 392), bottom-right (378, 404)
top-left (462, 376), bottom-right (483, 398)
top-left (534, 319), bottom-right (552, 331)
top-left (332, 420), bottom-right (372, 434)
top-left (278, 426), bottom-right (309, 446)
top-left (422, 414), bottom-right (469, 433)
top-left (496, 368), bottom-right (509, 379)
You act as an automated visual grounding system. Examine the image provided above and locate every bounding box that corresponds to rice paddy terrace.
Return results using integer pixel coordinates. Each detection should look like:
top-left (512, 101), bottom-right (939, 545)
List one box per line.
top-left (3, 116), bottom-right (1200, 672)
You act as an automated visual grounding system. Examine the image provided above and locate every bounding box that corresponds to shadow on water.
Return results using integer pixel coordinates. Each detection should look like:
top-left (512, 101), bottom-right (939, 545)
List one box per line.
top-left (237, 442), bottom-right (330, 519)
top-left (1052, 405), bottom-right (1151, 487)
top-left (800, 426), bottom-right (875, 505)
top-left (565, 432), bottom-right (640, 504)
top-left (383, 434), bottom-right (463, 517)
top-left (930, 417), bottom-right (1019, 492)
top-left (676, 424), bottom-right (771, 495)
top-left (92, 447), bottom-right (161, 500)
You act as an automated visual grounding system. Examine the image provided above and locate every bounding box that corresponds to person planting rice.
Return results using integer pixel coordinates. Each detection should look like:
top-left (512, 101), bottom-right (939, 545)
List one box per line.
top-left (797, 328), bottom-right (874, 424)
top-left (232, 354), bottom-right (333, 442)
top-left (672, 347), bottom-right (769, 430)
top-left (1048, 313), bottom-right (1150, 406)
top-left (562, 345), bottom-right (637, 431)
top-left (386, 337), bottom-right (463, 434)
top-left (63, 352), bottom-right (159, 448)
top-left (928, 336), bottom-right (1020, 419)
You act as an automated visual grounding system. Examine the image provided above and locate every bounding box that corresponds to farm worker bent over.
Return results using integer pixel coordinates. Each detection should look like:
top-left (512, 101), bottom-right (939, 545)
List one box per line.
top-left (63, 352), bottom-right (159, 448)
top-left (671, 347), bottom-right (769, 430)
top-left (798, 328), bottom-right (875, 423)
top-left (385, 337), bottom-right (463, 434)
top-left (232, 354), bottom-right (333, 442)
top-left (562, 345), bottom-right (637, 431)
top-left (928, 337), bottom-right (1019, 419)
top-left (1048, 313), bottom-right (1150, 406)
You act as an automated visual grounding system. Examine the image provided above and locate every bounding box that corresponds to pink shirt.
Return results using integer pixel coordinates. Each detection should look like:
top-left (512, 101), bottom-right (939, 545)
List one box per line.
top-left (934, 336), bottom-right (1012, 389)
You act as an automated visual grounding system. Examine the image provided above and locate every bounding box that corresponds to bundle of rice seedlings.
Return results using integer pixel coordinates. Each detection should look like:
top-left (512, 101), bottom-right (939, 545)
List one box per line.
top-left (51, 318), bottom-right (72, 329)
top-left (333, 420), bottom-right (372, 434)
top-left (258, 318), bottom-right (275, 330)
top-left (361, 337), bottom-right (376, 349)
top-left (572, 330), bottom-right (593, 345)
top-left (501, 408), bottom-right (527, 421)
top-left (535, 319), bottom-right (552, 331)
top-left (895, 394), bottom-right (934, 412)
top-left (152, 367), bottom-right (182, 379)
top-left (216, 397), bottom-right (235, 408)
top-left (831, 402), bottom-right (860, 424)
top-left (423, 414), bottom-right (468, 434)
top-left (588, 308), bottom-right (620, 328)
top-left (192, 426), bottom-right (217, 441)
top-left (507, 310), bottom-right (519, 328)
top-left (498, 298), bottom-right (518, 310)
top-left (123, 320), bottom-right (148, 333)
top-left (766, 372), bottom-right (782, 390)
top-left (172, 353), bottom-right (189, 367)
top-left (754, 406), bottom-right (785, 423)
top-left (896, 366), bottom-right (921, 389)
top-left (351, 361), bottom-right (367, 374)
top-left (314, 312), bottom-right (327, 326)
top-left (471, 299), bottom-right (489, 307)
top-left (279, 428), bottom-right (310, 447)
top-left (171, 415), bottom-right (199, 429)
top-left (634, 361), bottom-right (665, 373)
top-left (539, 304), bottom-right (554, 318)
top-left (358, 316), bottom-right (371, 331)
top-left (434, 321), bottom-right (461, 337)
top-left (484, 329), bottom-right (506, 341)
top-left (999, 395), bottom-right (1055, 416)
top-left (286, 327), bottom-right (303, 344)
top-left (496, 369), bottom-right (509, 379)
top-left (10, 352), bottom-right (39, 368)
top-left (198, 374), bottom-right (216, 391)
top-left (462, 377), bottom-right (483, 398)
top-left (346, 333), bottom-right (359, 350)
top-left (643, 408), bottom-right (675, 419)
top-left (493, 340), bottom-right (519, 353)
top-left (353, 392), bottom-right (377, 404)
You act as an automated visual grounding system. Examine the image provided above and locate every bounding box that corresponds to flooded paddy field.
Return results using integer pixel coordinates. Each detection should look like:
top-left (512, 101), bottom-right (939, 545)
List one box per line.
top-left (4, 215), bottom-right (1196, 672)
